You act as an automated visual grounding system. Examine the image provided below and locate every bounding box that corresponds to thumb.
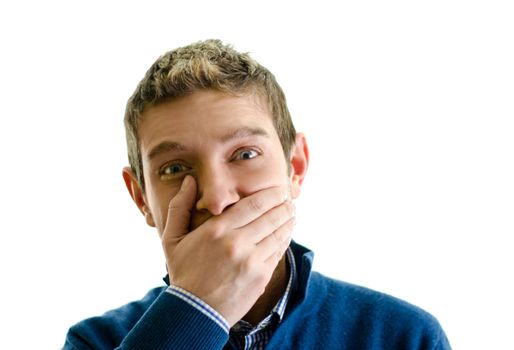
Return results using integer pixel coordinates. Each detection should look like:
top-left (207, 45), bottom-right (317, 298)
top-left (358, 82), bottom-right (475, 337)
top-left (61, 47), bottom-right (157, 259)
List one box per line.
top-left (164, 175), bottom-right (197, 240)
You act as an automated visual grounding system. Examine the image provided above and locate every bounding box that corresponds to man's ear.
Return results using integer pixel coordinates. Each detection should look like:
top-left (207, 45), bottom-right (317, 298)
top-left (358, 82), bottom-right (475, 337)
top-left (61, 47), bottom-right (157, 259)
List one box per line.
top-left (122, 167), bottom-right (156, 227)
top-left (289, 133), bottom-right (309, 199)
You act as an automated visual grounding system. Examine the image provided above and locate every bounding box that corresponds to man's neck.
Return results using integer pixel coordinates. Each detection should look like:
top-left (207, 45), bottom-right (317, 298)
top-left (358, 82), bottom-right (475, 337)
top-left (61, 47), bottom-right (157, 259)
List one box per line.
top-left (241, 254), bottom-right (289, 326)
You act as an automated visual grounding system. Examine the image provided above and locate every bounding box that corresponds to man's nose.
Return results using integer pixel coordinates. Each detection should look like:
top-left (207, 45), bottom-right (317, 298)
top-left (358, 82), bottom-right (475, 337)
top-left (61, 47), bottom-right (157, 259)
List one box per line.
top-left (195, 166), bottom-right (240, 216)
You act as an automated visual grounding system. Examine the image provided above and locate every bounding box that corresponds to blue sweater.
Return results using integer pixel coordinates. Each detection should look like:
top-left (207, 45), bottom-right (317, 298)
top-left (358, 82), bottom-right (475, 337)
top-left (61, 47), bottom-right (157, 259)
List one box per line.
top-left (64, 242), bottom-right (451, 349)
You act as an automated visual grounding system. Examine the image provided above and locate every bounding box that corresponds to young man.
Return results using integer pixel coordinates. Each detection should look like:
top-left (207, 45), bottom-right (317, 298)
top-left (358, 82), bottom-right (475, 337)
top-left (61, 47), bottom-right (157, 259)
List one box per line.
top-left (64, 40), bottom-right (451, 349)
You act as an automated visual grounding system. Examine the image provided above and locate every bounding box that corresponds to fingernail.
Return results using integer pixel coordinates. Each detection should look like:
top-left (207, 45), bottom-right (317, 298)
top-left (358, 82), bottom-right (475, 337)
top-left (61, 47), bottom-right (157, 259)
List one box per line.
top-left (181, 175), bottom-right (191, 190)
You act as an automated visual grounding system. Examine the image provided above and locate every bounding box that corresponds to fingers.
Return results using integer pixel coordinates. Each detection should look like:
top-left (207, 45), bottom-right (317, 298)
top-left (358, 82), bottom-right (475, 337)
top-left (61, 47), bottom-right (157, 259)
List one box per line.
top-left (262, 228), bottom-right (293, 273)
top-left (254, 217), bottom-right (295, 262)
top-left (239, 200), bottom-right (295, 244)
top-left (164, 175), bottom-right (197, 239)
top-left (222, 186), bottom-right (288, 229)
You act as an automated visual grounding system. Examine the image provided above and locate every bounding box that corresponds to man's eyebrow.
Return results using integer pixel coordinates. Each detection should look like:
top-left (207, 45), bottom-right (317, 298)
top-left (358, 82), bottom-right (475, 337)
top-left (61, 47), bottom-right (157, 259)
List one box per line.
top-left (220, 126), bottom-right (270, 143)
top-left (146, 127), bottom-right (269, 161)
top-left (146, 141), bottom-right (187, 161)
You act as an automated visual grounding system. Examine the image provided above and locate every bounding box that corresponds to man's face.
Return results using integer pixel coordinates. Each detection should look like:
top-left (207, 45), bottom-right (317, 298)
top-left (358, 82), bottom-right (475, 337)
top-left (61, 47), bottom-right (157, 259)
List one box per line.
top-left (131, 89), bottom-right (306, 235)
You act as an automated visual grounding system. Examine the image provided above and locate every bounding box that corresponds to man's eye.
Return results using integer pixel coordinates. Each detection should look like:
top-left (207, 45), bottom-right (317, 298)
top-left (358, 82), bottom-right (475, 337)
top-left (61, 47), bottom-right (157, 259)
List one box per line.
top-left (235, 149), bottom-right (259, 160)
top-left (161, 163), bottom-right (187, 176)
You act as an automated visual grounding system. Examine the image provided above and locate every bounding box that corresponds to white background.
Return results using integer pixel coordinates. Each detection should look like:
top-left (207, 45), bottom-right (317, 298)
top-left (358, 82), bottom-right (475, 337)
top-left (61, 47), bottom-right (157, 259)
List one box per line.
top-left (1, 1), bottom-right (513, 349)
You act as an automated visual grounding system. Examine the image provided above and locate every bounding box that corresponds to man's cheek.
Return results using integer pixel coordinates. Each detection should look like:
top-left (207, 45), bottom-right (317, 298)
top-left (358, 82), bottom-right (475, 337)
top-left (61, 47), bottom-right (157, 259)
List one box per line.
top-left (236, 170), bottom-right (287, 197)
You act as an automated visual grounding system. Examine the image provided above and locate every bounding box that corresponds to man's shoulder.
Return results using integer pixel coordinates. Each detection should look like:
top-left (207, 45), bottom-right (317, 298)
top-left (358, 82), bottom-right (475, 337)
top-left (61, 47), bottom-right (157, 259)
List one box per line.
top-left (65, 286), bottom-right (166, 348)
top-left (312, 272), bottom-right (437, 324)
top-left (303, 272), bottom-right (450, 348)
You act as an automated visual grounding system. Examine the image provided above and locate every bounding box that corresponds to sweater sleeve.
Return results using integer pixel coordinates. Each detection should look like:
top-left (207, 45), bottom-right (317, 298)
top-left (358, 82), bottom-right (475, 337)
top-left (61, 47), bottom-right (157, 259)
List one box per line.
top-left (63, 287), bottom-right (229, 350)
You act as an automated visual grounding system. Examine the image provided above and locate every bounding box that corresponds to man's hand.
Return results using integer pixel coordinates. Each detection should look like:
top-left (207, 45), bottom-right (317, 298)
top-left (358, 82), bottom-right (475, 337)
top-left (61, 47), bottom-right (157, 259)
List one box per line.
top-left (161, 175), bottom-right (294, 327)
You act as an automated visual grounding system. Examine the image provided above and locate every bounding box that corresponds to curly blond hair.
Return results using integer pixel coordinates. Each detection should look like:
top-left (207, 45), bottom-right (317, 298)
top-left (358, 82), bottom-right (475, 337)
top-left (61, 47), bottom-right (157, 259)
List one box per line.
top-left (124, 39), bottom-right (296, 190)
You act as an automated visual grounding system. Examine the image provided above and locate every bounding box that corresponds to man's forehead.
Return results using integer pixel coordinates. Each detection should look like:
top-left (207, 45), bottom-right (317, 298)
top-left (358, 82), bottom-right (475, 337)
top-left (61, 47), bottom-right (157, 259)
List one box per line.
top-left (139, 90), bottom-right (276, 152)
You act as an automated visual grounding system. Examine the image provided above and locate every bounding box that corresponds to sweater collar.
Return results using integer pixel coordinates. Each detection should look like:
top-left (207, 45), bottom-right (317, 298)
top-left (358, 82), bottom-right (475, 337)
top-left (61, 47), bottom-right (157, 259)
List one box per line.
top-left (288, 240), bottom-right (314, 309)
